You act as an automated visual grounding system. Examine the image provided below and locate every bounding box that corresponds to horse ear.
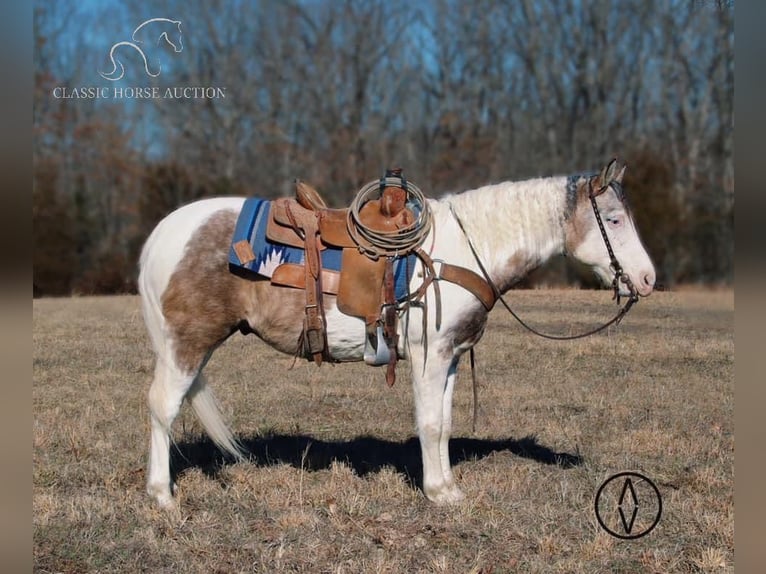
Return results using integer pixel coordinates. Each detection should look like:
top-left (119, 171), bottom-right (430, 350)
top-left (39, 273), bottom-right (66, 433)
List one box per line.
top-left (614, 164), bottom-right (626, 184)
top-left (596, 159), bottom-right (614, 188)
top-left (604, 158), bottom-right (619, 183)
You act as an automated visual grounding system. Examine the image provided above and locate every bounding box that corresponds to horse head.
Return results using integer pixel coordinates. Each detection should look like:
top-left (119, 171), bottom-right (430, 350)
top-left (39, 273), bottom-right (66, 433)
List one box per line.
top-left (564, 158), bottom-right (656, 297)
top-left (161, 20), bottom-right (183, 53)
top-left (132, 18), bottom-right (183, 53)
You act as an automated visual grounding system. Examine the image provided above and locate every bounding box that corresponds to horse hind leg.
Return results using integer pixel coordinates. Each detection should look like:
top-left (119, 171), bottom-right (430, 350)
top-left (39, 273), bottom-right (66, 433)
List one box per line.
top-left (138, 200), bottom-right (248, 507)
top-left (146, 351), bottom-right (245, 508)
top-left (145, 357), bottom-right (196, 508)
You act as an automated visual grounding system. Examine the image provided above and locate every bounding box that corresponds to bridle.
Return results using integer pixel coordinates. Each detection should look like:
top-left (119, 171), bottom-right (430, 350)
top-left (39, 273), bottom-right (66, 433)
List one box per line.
top-left (587, 178), bottom-right (640, 307)
top-left (449, 176), bottom-right (640, 341)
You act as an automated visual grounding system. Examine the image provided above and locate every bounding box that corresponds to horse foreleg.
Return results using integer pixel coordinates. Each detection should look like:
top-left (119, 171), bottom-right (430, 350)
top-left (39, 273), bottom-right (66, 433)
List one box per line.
top-left (439, 358), bottom-right (462, 494)
top-left (412, 354), bottom-right (464, 504)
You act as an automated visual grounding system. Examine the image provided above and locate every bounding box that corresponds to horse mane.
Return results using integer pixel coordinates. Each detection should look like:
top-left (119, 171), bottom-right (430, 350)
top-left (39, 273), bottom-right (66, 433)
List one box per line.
top-left (445, 176), bottom-right (569, 267)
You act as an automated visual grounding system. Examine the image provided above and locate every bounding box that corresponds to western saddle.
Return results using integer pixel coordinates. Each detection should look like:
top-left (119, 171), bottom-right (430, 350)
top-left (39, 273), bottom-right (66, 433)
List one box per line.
top-left (254, 169), bottom-right (496, 386)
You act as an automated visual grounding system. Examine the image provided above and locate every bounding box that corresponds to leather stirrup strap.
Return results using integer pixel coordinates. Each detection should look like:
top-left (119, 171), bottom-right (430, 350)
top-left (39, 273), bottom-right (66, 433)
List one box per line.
top-left (383, 259), bottom-right (398, 386)
top-left (285, 201), bottom-right (326, 364)
top-left (304, 234), bottom-right (325, 365)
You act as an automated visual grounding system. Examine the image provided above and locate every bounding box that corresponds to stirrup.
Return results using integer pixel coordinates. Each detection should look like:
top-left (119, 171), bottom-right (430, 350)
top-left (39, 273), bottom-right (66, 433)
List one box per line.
top-left (363, 323), bottom-right (391, 366)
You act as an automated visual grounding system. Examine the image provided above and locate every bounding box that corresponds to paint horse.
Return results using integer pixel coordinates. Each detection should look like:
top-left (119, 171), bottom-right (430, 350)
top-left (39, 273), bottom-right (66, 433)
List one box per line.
top-left (138, 158), bottom-right (655, 508)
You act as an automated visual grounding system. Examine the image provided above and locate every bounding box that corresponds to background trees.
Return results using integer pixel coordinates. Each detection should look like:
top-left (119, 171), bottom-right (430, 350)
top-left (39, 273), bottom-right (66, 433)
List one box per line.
top-left (32, 0), bottom-right (733, 295)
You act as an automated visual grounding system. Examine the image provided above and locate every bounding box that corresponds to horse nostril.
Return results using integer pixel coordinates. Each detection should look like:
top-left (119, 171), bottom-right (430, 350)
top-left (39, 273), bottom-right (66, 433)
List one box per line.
top-left (642, 272), bottom-right (656, 292)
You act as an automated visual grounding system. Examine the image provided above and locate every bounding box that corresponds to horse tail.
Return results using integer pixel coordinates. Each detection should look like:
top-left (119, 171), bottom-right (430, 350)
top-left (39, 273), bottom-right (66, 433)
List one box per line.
top-left (98, 55), bottom-right (125, 81)
top-left (137, 231), bottom-right (167, 356)
top-left (138, 214), bottom-right (246, 463)
top-left (99, 41), bottom-right (159, 81)
top-left (187, 374), bottom-right (247, 461)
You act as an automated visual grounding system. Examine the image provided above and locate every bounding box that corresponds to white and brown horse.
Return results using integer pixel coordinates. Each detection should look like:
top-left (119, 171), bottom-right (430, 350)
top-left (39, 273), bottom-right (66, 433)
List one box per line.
top-left (138, 159), bottom-right (655, 508)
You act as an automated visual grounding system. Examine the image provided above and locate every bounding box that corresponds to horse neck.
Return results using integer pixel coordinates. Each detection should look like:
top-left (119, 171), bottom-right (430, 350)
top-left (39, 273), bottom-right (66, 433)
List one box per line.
top-left (444, 177), bottom-right (569, 292)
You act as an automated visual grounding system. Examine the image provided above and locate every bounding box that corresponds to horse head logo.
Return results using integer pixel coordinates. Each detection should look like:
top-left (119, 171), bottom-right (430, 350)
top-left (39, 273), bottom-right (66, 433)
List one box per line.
top-left (99, 18), bottom-right (183, 81)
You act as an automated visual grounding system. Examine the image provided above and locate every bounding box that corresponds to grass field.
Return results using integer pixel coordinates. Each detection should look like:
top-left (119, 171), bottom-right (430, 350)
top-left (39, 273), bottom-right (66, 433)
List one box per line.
top-left (33, 289), bottom-right (733, 573)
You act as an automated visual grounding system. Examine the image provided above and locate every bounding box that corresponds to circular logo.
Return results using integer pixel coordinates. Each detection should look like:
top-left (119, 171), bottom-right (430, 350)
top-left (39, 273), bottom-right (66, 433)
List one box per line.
top-left (594, 472), bottom-right (662, 539)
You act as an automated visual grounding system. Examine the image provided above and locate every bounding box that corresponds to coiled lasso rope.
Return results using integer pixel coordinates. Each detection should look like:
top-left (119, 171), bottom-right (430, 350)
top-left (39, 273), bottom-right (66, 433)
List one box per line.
top-left (347, 175), bottom-right (433, 259)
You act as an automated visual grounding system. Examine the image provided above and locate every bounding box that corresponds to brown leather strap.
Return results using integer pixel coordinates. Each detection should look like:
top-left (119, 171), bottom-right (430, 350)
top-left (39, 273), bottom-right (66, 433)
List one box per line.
top-left (270, 264), bottom-right (341, 294)
top-left (284, 201), bottom-right (326, 364)
top-left (289, 202), bottom-right (320, 280)
top-left (437, 263), bottom-right (496, 311)
top-left (303, 234), bottom-right (326, 365)
top-left (383, 259), bottom-right (398, 386)
top-left (411, 249), bottom-right (442, 331)
top-left (413, 249), bottom-right (496, 312)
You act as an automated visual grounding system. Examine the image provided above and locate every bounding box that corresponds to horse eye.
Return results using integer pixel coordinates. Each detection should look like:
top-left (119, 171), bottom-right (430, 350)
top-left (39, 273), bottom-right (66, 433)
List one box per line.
top-left (607, 215), bottom-right (623, 227)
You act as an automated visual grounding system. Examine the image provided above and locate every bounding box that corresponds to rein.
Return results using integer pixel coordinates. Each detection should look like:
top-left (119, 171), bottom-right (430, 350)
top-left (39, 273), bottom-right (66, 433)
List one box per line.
top-left (447, 179), bottom-right (639, 341)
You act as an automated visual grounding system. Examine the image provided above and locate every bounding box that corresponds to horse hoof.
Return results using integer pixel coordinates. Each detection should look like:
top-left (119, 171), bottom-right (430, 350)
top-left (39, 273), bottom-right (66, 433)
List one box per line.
top-left (147, 484), bottom-right (177, 509)
top-left (425, 485), bottom-right (465, 505)
top-left (156, 495), bottom-right (177, 510)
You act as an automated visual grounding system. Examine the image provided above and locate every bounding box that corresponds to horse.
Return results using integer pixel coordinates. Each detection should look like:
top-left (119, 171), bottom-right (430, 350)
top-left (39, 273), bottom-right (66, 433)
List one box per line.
top-left (99, 18), bottom-right (183, 81)
top-left (138, 158), bottom-right (655, 508)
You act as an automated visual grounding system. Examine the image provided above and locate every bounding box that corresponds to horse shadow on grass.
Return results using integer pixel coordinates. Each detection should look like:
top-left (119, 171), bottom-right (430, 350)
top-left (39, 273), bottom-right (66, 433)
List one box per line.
top-left (171, 432), bottom-right (583, 491)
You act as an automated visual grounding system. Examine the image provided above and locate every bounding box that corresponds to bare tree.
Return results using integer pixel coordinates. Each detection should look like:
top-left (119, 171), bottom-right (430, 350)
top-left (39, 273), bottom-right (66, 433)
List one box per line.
top-left (32, 0), bottom-right (733, 294)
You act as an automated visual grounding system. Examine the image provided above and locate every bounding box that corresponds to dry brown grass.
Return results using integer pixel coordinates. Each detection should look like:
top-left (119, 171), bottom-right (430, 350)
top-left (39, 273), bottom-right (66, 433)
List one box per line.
top-left (33, 289), bottom-right (733, 573)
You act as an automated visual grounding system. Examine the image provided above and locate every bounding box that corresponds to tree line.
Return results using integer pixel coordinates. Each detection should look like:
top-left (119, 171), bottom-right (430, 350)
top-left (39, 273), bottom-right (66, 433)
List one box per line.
top-left (33, 0), bottom-right (733, 295)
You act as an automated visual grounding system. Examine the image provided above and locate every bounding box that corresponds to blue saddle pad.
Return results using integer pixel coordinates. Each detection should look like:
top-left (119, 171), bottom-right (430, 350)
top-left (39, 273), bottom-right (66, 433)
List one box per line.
top-left (228, 198), bottom-right (416, 301)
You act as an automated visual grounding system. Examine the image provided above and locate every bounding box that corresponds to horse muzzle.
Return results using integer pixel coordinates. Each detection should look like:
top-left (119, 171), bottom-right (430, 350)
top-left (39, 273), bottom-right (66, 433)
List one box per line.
top-left (621, 270), bottom-right (655, 297)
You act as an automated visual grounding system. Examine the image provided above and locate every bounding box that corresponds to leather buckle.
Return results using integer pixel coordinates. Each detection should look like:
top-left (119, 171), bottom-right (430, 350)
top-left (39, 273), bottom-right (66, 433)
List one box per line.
top-left (431, 259), bottom-right (445, 280)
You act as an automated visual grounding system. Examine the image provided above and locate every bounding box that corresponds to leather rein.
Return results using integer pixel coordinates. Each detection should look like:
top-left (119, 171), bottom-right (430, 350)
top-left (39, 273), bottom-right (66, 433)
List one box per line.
top-left (448, 178), bottom-right (640, 341)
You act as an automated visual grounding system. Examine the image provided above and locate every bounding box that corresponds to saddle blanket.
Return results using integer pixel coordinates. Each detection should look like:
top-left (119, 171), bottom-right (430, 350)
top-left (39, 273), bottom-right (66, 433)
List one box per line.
top-left (228, 198), bottom-right (416, 301)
